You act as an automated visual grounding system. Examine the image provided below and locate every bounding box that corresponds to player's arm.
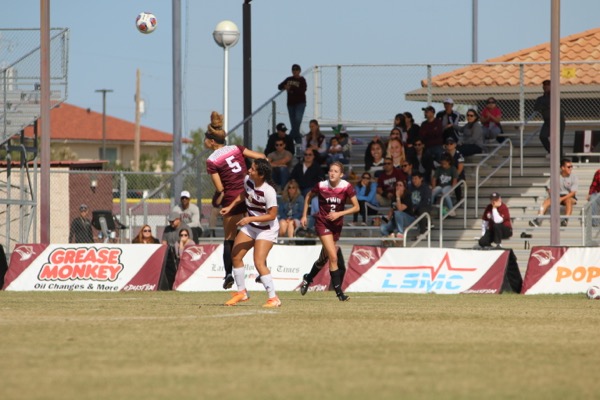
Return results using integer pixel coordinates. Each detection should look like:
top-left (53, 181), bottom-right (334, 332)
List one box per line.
top-left (220, 192), bottom-right (244, 216)
top-left (210, 173), bottom-right (225, 206)
top-left (242, 148), bottom-right (267, 160)
top-left (300, 191), bottom-right (315, 227)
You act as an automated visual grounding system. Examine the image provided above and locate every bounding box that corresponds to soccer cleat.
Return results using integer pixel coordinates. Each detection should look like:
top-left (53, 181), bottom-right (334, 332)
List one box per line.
top-left (337, 293), bottom-right (350, 302)
top-left (529, 218), bottom-right (540, 227)
top-left (225, 289), bottom-right (249, 306)
top-left (300, 274), bottom-right (311, 296)
top-left (263, 296), bottom-right (282, 308)
top-left (223, 274), bottom-right (234, 290)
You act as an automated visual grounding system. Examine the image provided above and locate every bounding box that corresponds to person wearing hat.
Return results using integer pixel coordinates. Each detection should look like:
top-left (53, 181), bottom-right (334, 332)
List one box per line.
top-left (264, 122), bottom-right (295, 156)
top-left (278, 64), bottom-right (307, 144)
top-left (171, 190), bottom-right (202, 243)
top-left (69, 204), bottom-right (94, 243)
top-left (436, 98), bottom-right (461, 144)
top-left (419, 105), bottom-right (444, 162)
top-left (161, 211), bottom-right (190, 289)
top-left (478, 192), bottom-right (512, 248)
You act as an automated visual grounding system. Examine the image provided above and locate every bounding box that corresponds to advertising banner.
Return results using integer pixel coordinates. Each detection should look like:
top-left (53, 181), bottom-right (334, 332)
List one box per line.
top-left (3, 244), bottom-right (167, 291)
top-left (344, 246), bottom-right (511, 294)
top-left (521, 246), bottom-right (600, 294)
top-left (174, 244), bottom-right (323, 291)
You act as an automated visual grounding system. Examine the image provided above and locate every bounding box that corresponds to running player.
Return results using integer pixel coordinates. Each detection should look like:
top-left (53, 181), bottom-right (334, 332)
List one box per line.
top-left (299, 162), bottom-right (359, 301)
top-left (220, 159), bottom-right (281, 308)
top-left (205, 111), bottom-right (266, 289)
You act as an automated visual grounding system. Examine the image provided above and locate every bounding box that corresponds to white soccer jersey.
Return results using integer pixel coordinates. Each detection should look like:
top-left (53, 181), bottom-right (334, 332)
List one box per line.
top-left (244, 176), bottom-right (280, 232)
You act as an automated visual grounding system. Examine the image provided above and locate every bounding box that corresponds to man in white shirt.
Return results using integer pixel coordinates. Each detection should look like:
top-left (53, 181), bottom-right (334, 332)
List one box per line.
top-left (172, 190), bottom-right (202, 243)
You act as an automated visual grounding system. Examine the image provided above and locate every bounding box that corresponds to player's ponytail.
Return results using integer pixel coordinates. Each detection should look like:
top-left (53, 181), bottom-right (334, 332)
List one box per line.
top-left (205, 111), bottom-right (226, 144)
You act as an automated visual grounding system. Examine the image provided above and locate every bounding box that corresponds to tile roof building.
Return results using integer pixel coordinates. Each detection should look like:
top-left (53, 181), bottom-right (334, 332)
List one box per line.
top-left (406, 28), bottom-right (600, 120)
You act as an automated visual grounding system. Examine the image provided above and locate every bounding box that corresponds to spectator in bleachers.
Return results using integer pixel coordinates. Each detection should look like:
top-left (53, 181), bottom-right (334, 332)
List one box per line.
top-left (431, 153), bottom-right (458, 217)
top-left (267, 137), bottom-right (293, 190)
top-left (331, 124), bottom-right (352, 163)
top-left (401, 158), bottom-right (415, 191)
top-left (365, 140), bottom-right (385, 178)
top-left (132, 224), bottom-right (160, 244)
top-left (265, 122), bottom-right (295, 156)
top-left (326, 136), bottom-right (346, 165)
top-left (278, 180), bottom-right (304, 238)
top-left (480, 97), bottom-right (503, 142)
top-left (376, 157), bottom-right (407, 207)
top-left (458, 108), bottom-right (484, 157)
top-left (443, 137), bottom-right (465, 201)
top-left (176, 227), bottom-right (195, 260)
top-left (380, 180), bottom-right (414, 240)
top-left (406, 137), bottom-right (434, 183)
top-left (162, 211), bottom-right (190, 289)
top-left (404, 112), bottom-right (420, 147)
top-left (410, 171), bottom-right (432, 241)
top-left (529, 158), bottom-right (578, 227)
top-left (278, 64), bottom-right (307, 144)
top-left (302, 119), bottom-right (327, 163)
top-left (534, 79), bottom-right (565, 156)
top-left (436, 98), bottom-right (461, 143)
top-left (291, 148), bottom-right (324, 196)
top-left (478, 192), bottom-right (512, 248)
top-left (587, 168), bottom-right (600, 227)
top-left (352, 172), bottom-right (378, 226)
top-left (387, 137), bottom-right (406, 169)
top-left (392, 115), bottom-right (408, 145)
top-left (420, 105), bottom-right (444, 162)
top-left (172, 190), bottom-right (202, 243)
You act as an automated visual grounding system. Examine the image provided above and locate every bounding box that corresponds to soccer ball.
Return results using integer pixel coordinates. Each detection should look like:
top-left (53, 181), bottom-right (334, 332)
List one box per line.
top-left (586, 285), bottom-right (600, 299)
top-left (136, 12), bottom-right (157, 34)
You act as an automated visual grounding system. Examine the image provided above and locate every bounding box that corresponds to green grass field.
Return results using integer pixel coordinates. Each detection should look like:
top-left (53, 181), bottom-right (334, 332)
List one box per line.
top-left (1, 291), bottom-right (599, 400)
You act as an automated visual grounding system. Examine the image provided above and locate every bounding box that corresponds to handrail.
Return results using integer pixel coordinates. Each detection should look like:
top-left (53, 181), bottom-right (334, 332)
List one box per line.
top-left (403, 212), bottom-right (431, 248)
top-left (473, 139), bottom-right (513, 217)
top-left (437, 180), bottom-right (467, 248)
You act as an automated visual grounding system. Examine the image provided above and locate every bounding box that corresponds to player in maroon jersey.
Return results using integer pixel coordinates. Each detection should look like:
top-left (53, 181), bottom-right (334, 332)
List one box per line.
top-left (299, 162), bottom-right (359, 301)
top-left (204, 111), bottom-right (266, 289)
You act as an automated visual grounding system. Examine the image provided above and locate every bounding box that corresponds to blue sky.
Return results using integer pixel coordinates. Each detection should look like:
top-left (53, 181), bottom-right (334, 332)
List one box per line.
top-left (3, 0), bottom-right (600, 143)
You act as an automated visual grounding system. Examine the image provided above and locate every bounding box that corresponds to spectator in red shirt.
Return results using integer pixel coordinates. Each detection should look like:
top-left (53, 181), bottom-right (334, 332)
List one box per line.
top-left (376, 157), bottom-right (407, 207)
top-left (587, 168), bottom-right (600, 227)
top-left (419, 105), bottom-right (444, 162)
top-left (478, 192), bottom-right (512, 248)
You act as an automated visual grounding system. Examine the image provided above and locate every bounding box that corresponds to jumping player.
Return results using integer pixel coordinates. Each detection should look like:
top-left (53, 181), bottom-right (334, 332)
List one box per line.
top-left (220, 159), bottom-right (281, 308)
top-left (299, 162), bottom-right (359, 301)
top-left (205, 111), bottom-right (266, 289)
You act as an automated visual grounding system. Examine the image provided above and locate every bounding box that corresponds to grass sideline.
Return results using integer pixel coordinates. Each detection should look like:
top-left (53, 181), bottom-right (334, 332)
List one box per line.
top-left (1, 291), bottom-right (598, 400)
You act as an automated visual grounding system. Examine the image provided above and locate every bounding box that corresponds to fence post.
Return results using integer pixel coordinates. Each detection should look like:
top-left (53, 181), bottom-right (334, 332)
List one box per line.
top-left (337, 65), bottom-right (342, 123)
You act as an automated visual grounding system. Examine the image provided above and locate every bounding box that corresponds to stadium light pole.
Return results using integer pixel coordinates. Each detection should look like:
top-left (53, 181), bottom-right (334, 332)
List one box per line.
top-left (95, 89), bottom-right (113, 160)
top-left (213, 20), bottom-right (240, 135)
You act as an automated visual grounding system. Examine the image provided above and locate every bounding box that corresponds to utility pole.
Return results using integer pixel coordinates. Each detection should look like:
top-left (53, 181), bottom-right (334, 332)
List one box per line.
top-left (95, 89), bottom-right (113, 160)
top-left (133, 69), bottom-right (141, 171)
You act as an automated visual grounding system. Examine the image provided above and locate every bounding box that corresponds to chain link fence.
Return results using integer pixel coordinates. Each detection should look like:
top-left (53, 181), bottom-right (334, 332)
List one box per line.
top-left (234, 62), bottom-right (600, 150)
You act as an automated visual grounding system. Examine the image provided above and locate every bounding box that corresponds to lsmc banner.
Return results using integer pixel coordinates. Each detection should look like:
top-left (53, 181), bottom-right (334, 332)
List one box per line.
top-left (3, 244), bottom-right (167, 291)
top-left (343, 246), bottom-right (511, 294)
top-left (521, 246), bottom-right (600, 294)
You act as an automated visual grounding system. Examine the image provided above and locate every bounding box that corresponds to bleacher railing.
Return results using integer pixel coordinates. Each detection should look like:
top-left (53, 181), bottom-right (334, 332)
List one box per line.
top-left (473, 139), bottom-right (513, 217)
top-left (437, 180), bottom-right (467, 248)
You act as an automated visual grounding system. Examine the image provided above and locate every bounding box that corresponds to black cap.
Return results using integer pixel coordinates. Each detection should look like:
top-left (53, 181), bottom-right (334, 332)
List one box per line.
top-left (422, 105), bottom-right (435, 113)
top-left (490, 192), bottom-right (501, 200)
top-left (276, 122), bottom-right (287, 132)
top-left (445, 137), bottom-right (456, 144)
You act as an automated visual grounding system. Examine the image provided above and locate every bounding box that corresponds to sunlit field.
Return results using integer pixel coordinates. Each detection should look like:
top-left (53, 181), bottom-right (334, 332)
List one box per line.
top-left (1, 291), bottom-right (599, 400)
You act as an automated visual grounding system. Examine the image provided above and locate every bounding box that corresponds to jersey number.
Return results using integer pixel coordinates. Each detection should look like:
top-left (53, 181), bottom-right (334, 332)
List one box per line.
top-left (226, 155), bottom-right (242, 173)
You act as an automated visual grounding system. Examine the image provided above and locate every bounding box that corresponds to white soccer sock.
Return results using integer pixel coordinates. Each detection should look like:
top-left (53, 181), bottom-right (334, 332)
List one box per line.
top-left (233, 267), bottom-right (246, 292)
top-left (259, 274), bottom-right (277, 298)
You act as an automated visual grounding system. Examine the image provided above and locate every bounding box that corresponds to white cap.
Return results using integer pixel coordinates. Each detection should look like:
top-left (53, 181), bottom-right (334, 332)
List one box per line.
top-left (180, 190), bottom-right (191, 198)
top-left (443, 98), bottom-right (454, 104)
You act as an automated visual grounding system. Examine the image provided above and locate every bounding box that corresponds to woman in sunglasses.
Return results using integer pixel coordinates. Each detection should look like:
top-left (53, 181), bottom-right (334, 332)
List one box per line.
top-left (176, 228), bottom-right (194, 259)
top-left (132, 224), bottom-right (159, 244)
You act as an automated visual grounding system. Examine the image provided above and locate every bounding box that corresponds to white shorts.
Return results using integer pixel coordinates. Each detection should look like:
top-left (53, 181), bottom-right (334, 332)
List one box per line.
top-left (239, 224), bottom-right (278, 242)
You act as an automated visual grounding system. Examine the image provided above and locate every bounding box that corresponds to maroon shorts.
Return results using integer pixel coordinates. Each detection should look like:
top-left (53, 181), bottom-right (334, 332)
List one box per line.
top-left (314, 218), bottom-right (342, 242)
top-left (222, 189), bottom-right (246, 217)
